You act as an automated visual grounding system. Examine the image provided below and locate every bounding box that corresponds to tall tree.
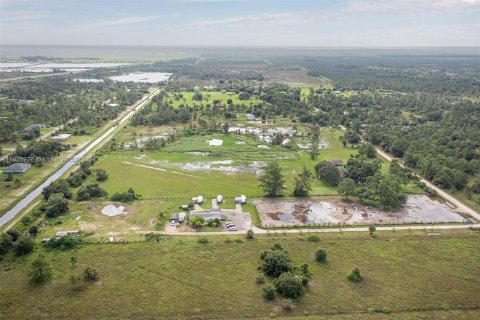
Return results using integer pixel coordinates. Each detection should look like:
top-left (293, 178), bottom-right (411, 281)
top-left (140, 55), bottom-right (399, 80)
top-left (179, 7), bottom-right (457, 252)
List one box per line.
top-left (293, 166), bottom-right (314, 196)
top-left (258, 162), bottom-right (286, 196)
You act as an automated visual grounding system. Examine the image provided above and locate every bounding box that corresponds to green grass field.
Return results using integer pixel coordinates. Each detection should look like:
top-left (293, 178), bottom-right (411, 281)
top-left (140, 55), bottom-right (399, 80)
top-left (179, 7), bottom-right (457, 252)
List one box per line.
top-left (166, 91), bottom-right (262, 108)
top-left (1, 229), bottom-right (479, 319)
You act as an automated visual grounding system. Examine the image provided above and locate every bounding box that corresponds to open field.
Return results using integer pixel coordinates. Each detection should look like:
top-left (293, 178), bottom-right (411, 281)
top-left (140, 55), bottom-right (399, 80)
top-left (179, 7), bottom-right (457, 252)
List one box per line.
top-left (86, 131), bottom-right (354, 200)
top-left (1, 229), bottom-right (479, 319)
top-left (166, 90), bottom-right (263, 108)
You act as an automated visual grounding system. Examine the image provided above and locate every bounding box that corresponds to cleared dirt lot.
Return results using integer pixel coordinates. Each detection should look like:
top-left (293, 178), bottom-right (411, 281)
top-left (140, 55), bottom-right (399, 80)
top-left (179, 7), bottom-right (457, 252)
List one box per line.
top-left (253, 195), bottom-right (466, 227)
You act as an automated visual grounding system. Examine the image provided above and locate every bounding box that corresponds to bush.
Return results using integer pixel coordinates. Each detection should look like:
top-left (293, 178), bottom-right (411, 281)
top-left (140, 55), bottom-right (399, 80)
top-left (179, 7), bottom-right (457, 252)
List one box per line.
top-left (45, 235), bottom-right (80, 250)
top-left (77, 183), bottom-right (107, 201)
top-left (347, 266), bottom-right (363, 283)
top-left (197, 237), bottom-right (209, 244)
top-left (315, 249), bottom-right (327, 263)
top-left (282, 298), bottom-right (295, 311)
top-left (275, 272), bottom-right (305, 299)
top-left (95, 169), bottom-right (109, 181)
top-left (255, 274), bottom-right (265, 284)
top-left (262, 284), bottom-right (275, 300)
top-left (369, 225), bottom-right (376, 235)
top-left (234, 238), bottom-right (244, 243)
top-left (29, 255), bottom-right (52, 285)
top-left (307, 234), bottom-right (320, 242)
top-left (261, 249), bottom-right (293, 278)
top-left (83, 266), bottom-right (99, 282)
top-left (246, 229), bottom-right (254, 239)
top-left (44, 193), bottom-right (69, 218)
top-left (14, 235), bottom-right (34, 256)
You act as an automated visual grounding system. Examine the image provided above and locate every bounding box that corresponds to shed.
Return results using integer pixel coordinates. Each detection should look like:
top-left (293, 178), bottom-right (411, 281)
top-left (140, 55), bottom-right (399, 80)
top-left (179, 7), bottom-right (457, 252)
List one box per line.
top-left (216, 195), bottom-right (223, 203)
top-left (52, 133), bottom-right (71, 141)
top-left (17, 123), bottom-right (45, 134)
top-left (190, 212), bottom-right (225, 222)
top-left (3, 163), bottom-right (31, 173)
top-left (55, 230), bottom-right (80, 238)
top-left (192, 195), bottom-right (204, 204)
top-left (235, 195), bottom-right (247, 204)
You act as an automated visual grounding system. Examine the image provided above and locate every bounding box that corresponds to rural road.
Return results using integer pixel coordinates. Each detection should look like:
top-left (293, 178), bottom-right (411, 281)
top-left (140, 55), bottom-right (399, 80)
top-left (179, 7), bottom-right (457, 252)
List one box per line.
top-left (145, 223), bottom-right (480, 236)
top-left (338, 125), bottom-right (480, 221)
top-left (0, 88), bottom-right (160, 229)
top-left (374, 147), bottom-right (480, 221)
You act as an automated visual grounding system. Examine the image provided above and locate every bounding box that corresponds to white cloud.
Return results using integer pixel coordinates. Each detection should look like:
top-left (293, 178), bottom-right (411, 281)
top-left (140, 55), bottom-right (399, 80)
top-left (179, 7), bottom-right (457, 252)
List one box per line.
top-left (0, 10), bottom-right (51, 22)
top-left (75, 15), bottom-right (158, 30)
top-left (345, 0), bottom-right (480, 13)
top-left (191, 13), bottom-right (292, 27)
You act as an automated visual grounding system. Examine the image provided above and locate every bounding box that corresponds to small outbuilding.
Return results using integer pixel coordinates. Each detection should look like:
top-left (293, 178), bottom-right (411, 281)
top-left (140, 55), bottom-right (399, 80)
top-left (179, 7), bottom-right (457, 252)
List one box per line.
top-left (235, 195), bottom-right (247, 204)
top-left (190, 211), bottom-right (225, 222)
top-left (192, 195), bottom-right (204, 204)
top-left (52, 133), bottom-right (71, 142)
top-left (216, 195), bottom-right (223, 203)
top-left (17, 123), bottom-right (45, 134)
top-left (3, 163), bottom-right (31, 173)
top-left (55, 230), bottom-right (80, 238)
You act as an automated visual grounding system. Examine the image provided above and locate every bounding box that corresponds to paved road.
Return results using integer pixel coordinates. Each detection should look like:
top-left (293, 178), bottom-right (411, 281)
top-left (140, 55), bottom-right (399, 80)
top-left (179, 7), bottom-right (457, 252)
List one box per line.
top-left (374, 147), bottom-right (480, 221)
top-left (0, 89), bottom-right (159, 228)
top-left (141, 223), bottom-right (480, 236)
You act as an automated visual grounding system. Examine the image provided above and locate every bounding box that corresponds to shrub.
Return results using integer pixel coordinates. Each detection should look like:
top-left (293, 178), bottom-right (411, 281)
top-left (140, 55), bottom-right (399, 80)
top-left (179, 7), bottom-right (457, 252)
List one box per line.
top-left (83, 266), bottom-right (99, 282)
top-left (262, 284), bottom-right (275, 300)
top-left (307, 234), bottom-right (320, 242)
top-left (347, 266), bottom-right (363, 283)
top-left (235, 238), bottom-right (244, 243)
top-left (282, 298), bottom-right (295, 311)
top-left (369, 225), bottom-right (376, 235)
top-left (197, 237), bottom-right (209, 244)
top-left (261, 250), bottom-right (293, 278)
top-left (255, 274), bottom-right (265, 284)
top-left (382, 306), bottom-right (391, 314)
top-left (29, 255), bottom-right (52, 285)
top-left (45, 235), bottom-right (80, 250)
top-left (95, 169), bottom-right (109, 181)
top-left (315, 249), bottom-right (327, 263)
top-left (275, 272), bottom-right (305, 299)
top-left (14, 235), bottom-right (34, 256)
top-left (44, 193), bottom-right (69, 218)
top-left (246, 229), bottom-right (254, 239)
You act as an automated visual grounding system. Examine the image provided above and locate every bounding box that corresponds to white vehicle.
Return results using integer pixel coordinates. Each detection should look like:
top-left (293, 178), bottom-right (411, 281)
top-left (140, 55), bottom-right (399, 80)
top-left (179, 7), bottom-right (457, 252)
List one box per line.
top-left (228, 226), bottom-right (238, 231)
top-left (225, 222), bottom-right (235, 227)
top-left (170, 221), bottom-right (175, 226)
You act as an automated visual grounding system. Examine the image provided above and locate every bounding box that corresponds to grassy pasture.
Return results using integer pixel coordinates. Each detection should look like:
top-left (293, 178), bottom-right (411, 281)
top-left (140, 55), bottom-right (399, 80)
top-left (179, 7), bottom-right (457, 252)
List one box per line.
top-left (166, 91), bottom-right (262, 108)
top-left (0, 229), bottom-right (479, 319)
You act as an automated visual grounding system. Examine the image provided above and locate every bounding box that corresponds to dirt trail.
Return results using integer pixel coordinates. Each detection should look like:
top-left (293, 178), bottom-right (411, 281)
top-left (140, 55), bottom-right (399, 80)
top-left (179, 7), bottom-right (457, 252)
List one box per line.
top-left (121, 161), bottom-right (205, 179)
top-left (374, 148), bottom-right (480, 221)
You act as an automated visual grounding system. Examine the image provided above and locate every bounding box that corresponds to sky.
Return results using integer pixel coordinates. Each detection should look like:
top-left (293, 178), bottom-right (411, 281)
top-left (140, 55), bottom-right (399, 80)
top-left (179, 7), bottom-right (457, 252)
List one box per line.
top-left (1, 0), bottom-right (480, 47)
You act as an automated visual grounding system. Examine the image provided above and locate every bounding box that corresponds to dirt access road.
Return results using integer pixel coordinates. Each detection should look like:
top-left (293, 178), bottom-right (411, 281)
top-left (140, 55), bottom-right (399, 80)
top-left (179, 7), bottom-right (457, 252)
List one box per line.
top-left (374, 148), bottom-right (480, 221)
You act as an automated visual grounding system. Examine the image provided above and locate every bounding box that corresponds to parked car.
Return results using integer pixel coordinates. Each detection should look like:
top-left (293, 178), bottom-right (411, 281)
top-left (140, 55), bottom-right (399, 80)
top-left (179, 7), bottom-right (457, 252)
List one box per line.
top-left (228, 226), bottom-right (238, 231)
top-left (225, 222), bottom-right (235, 227)
top-left (170, 221), bottom-right (176, 226)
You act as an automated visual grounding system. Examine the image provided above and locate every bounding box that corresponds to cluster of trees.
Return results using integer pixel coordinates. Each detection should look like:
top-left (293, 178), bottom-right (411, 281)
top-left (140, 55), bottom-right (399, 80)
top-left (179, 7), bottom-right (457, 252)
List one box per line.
top-left (7, 140), bottom-right (70, 166)
top-left (0, 76), bottom-right (144, 142)
top-left (259, 243), bottom-right (311, 301)
top-left (110, 187), bottom-right (138, 203)
top-left (0, 229), bottom-right (34, 257)
top-left (77, 183), bottom-right (108, 201)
